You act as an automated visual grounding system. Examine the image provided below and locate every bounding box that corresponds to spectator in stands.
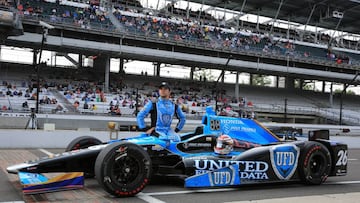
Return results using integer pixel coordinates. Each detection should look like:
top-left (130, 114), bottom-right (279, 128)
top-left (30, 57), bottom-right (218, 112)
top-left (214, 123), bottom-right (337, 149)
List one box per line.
top-left (54, 104), bottom-right (64, 113)
top-left (250, 111), bottom-right (255, 119)
top-left (90, 104), bottom-right (97, 111)
top-left (22, 101), bottom-right (29, 109)
top-left (6, 90), bottom-right (12, 96)
top-left (24, 90), bottom-right (30, 98)
top-left (83, 101), bottom-right (89, 109)
top-left (29, 93), bottom-right (36, 100)
top-left (73, 100), bottom-right (80, 109)
top-left (115, 105), bottom-right (122, 116)
top-left (137, 82), bottom-right (186, 142)
top-left (0, 0), bottom-right (10, 7)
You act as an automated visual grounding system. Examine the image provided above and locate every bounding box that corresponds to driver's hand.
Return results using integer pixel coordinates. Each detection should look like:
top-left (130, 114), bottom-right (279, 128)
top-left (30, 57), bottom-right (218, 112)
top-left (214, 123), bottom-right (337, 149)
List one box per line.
top-left (146, 127), bottom-right (155, 135)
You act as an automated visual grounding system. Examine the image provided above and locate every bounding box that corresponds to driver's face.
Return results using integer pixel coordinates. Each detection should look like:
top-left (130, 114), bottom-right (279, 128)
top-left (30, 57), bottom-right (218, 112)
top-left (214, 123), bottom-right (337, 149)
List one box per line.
top-left (159, 87), bottom-right (170, 98)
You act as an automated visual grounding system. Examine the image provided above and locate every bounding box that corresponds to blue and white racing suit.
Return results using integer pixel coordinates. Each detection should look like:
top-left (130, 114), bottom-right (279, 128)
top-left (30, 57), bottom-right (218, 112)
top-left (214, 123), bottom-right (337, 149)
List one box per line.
top-left (137, 98), bottom-right (186, 142)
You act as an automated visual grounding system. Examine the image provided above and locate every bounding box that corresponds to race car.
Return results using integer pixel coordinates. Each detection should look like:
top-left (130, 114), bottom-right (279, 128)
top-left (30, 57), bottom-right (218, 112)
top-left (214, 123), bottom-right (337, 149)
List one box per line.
top-left (7, 107), bottom-right (348, 197)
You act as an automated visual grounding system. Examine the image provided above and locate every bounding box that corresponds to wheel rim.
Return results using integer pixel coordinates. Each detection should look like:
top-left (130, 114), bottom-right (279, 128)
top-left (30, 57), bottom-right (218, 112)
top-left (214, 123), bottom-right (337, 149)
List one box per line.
top-left (111, 155), bottom-right (140, 184)
top-left (309, 154), bottom-right (325, 175)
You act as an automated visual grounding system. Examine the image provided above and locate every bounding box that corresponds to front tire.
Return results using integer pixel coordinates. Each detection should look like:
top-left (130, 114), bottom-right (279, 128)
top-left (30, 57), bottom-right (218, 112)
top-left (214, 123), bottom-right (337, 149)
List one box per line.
top-left (95, 142), bottom-right (152, 197)
top-left (298, 141), bottom-right (331, 185)
top-left (65, 136), bottom-right (102, 151)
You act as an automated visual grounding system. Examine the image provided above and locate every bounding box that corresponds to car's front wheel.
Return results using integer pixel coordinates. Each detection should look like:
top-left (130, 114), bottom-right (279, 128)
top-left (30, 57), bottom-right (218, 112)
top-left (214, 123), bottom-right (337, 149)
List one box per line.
top-left (95, 142), bottom-right (152, 197)
top-left (65, 136), bottom-right (102, 151)
top-left (65, 136), bottom-right (103, 178)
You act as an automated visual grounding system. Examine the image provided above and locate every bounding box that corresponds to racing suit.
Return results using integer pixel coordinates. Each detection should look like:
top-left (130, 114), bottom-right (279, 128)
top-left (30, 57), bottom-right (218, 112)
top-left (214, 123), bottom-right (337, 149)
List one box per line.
top-left (137, 97), bottom-right (186, 142)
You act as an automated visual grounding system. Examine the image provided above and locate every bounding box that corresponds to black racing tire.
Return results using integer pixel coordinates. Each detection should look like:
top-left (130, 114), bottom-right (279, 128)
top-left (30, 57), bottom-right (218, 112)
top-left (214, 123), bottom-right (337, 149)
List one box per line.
top-left (65, 136), bottom-right (102, 178)
top-left (298, 141), bottom-right (331, 185)
top-left (65, 136), bottom-right (102, 151)
top-left (95, 142), bottom-right (152, 197)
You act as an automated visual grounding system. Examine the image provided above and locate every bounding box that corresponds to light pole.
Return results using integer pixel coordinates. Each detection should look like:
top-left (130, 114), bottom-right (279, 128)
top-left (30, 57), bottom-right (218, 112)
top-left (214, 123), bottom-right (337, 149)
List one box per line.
top-left (339, 71), bottom-right (359, 125)
top-left (215, 55), bottom-right (232, 113)
top-left (35, 21), bottom-right (54, 113)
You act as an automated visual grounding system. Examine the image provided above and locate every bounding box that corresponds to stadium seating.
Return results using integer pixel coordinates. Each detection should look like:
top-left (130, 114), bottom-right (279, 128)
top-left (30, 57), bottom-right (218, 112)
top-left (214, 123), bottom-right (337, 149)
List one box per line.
top-left (110, 9), bottom-right (360, 66)
top-left (13, 0), bottom-right (360, 67)
top-left (2, 68), bottom-right (360, 125)
top-left (2, 0), bottom-right (360, 125)
top-left (17, 0), bottom-right (112, 30)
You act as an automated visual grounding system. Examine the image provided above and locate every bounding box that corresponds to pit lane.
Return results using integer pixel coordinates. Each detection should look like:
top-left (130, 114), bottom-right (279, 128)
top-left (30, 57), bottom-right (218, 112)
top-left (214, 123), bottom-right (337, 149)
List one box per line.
top-left (0, 147), bottom-right (359, 203)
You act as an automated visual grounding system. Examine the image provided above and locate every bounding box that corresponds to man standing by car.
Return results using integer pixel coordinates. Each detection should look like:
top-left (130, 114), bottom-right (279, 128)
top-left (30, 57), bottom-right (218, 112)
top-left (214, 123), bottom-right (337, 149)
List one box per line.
top-left (137, 82), bottom-right (186, 142)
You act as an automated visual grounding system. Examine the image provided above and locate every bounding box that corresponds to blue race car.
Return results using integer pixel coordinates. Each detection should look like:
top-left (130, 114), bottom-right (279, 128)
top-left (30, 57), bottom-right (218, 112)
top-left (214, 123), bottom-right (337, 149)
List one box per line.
top-left (7, 107), bottom-right (348, 197)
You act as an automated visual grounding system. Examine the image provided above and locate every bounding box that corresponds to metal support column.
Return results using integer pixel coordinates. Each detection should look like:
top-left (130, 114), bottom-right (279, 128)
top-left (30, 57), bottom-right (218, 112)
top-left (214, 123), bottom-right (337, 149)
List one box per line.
top-left (156, 62), bottom-right (161, 77)
top-left (329, 82), bottom-right (333, 106)
top-left (302, 4), bottom-right (317, 40)
top-left (198, 0), bottom-right (205, 21)
top-left (190, 66), bottom-right (195, 80)
top-left (78, 54), bottom-right (83, 68)
top-left (235, 72), bottom-right (239, 102)
top-left (237, 0), bottom-right (247, 30)
top-left (329, 16), bottom-right (344, 46)
top-left (186, 0), bottom-right (190, 19)
top-left (284, 98), bottom-right (288, 123)
top-left (104, 55), bottom-right (110, 93)
top-left (221, 70), bottom-right (225, 83)
top-left (119, 58), bottom-right (124, 74)
top-left (339, 72), bottom-right (359, 125)
top-left (270, 0), bottom-right (284, 34)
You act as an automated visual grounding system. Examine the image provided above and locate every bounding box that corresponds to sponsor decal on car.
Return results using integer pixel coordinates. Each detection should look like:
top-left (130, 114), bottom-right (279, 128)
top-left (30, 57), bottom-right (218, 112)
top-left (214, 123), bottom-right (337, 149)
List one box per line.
top-left (270, 144), bottom-right (299, 180)
top-left (150, 145), bottom-right (164, 151)
top-left (194, 160), bottom-right (269, 180)
top-left (185, 164), bottom-right (240, 187)
top-left (208, 165), bottom-right (238, 186)
top-left (183, 143), bottom-right (212, 149)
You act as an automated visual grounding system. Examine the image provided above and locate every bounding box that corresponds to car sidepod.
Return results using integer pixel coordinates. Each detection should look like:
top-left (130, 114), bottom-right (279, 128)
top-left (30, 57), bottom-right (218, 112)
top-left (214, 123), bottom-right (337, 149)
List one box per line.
top-left (184, 140), bottom-right (346, 188)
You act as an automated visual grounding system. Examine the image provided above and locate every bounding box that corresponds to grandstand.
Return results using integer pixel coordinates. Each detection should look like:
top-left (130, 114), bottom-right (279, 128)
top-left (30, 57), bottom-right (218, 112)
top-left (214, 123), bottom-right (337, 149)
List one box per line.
top-left (0, 0), bottom-right (360, 128)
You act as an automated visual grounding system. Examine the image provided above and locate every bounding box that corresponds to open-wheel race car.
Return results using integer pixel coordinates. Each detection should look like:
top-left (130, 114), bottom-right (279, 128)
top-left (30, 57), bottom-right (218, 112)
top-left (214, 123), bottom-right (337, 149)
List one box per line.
top-left (7, 107), bottom-right (348, 197)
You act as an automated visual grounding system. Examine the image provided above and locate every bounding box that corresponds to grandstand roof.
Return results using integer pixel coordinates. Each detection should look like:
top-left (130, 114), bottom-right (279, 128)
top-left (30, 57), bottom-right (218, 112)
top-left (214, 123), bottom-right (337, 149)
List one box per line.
top-left (188, 0), bottom-right (360, 34)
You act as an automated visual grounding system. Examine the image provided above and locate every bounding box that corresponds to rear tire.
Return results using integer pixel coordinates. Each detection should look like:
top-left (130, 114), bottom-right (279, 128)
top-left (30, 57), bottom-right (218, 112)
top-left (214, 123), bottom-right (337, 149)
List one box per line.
top-left (298, 141), bottom-right (331, 185)
top-left (95, 142), bottom-right (152, 197)
top-left (65, 136), bottom-right (102, 178)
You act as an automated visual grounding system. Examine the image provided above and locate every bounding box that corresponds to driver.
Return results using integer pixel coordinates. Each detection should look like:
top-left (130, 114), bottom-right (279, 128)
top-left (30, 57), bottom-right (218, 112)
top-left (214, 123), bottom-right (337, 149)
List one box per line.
top-left (137, 82), bottom-right (186, 142)
top-left (214, 134), bottom-right (234, 155)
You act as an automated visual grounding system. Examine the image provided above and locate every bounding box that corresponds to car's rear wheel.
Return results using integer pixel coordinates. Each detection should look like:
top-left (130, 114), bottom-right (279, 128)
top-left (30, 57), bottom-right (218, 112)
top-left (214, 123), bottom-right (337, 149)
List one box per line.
top-left (95, 142), bottom-right (152, 197)
top-left (66, 136), bottom-right (103, 178)
top-left (298, 141), bottom-right (331, 185)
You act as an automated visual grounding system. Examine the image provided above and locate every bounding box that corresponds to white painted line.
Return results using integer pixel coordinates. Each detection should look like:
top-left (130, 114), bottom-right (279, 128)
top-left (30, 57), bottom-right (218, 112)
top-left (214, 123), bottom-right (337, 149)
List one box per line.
top-left (144, 188), bottom-right (236, 196)
top-left (0, 201), bottom-right (25, 203)
top-left (38, 148), bottom-right (54, 156)
top-left (224, 192), bottom-right (360, 203)
top-left (144, 181), bottom-right (360, 197)
top-left (348, 159), bottom-right (358, 161)
top-left (326, 180), bottom-right (360, 185)
top-left (137, 192), bottom-right (166, 203)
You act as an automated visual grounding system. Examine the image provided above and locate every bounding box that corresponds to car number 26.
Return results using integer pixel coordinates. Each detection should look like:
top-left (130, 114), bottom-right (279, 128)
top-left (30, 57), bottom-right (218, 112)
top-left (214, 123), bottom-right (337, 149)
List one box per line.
top-left (336, 150), bottom-right (348, 166)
